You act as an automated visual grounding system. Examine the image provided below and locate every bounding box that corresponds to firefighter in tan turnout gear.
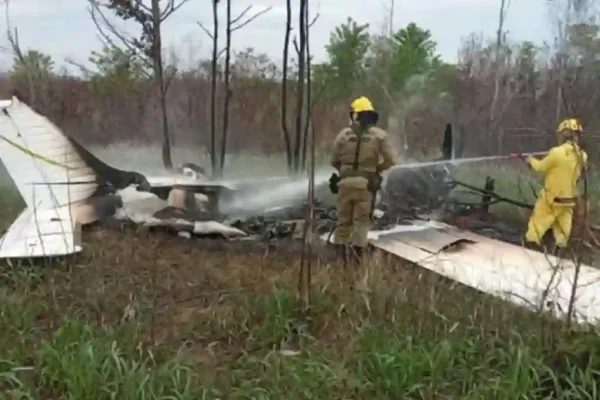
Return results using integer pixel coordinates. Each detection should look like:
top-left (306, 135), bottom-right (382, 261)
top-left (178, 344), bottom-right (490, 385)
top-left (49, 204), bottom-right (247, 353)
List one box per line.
top-left (329, 96), bottom-right (397, 264)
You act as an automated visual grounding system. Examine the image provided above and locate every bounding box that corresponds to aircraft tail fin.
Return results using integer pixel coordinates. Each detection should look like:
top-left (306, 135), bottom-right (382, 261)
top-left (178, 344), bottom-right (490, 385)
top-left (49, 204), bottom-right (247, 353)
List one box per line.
top-left (0, 96), bottom-right (96, 259)
top-left (0, 207), bottom-right (81, 259)
top-left (0, 96), bottom-right (99, 211)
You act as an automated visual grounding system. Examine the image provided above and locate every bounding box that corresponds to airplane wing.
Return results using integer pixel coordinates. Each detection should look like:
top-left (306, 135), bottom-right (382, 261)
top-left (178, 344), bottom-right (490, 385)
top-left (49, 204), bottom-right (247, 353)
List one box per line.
top-left (322, 220), bottom-right (600, 325)
top-left (0, 96), bottom-right (97, 258)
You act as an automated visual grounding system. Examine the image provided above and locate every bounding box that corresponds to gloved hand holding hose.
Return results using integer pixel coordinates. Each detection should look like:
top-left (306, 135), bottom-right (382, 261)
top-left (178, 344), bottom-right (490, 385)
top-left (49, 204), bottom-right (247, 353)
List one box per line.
top-left (509, 151), bottom-right (548, 162)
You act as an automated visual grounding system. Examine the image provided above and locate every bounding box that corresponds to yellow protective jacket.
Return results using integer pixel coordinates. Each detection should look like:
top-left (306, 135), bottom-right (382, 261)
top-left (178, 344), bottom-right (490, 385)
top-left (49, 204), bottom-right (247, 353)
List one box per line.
top-left (526, 141), bottom-right (588, 202)
top-left (330, 124), bottom-right (397, 189)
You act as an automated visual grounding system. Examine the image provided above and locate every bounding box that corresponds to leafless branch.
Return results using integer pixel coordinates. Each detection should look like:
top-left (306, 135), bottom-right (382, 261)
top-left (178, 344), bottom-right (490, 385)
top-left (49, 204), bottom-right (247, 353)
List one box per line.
top-left (308, 12), bottom-right (320, 28)
top-left (133, 0), bottom-right (152, 13)
top-left (160, 0), bottom-right (190, 21)
top-left (88, 2), bottom-right (143, 60)
top-left (4, 0), bottom-right (23, 62)
top-left (5, 0), bottom-right (35, 105)
top-left (197, 21), bottom-right (213, 39)
top-left (231, 6), bottom-right (272, 32)
top-left (231, 5), bottom-right (253, 25)
top-left (64, 58), bottom-right (151, 87)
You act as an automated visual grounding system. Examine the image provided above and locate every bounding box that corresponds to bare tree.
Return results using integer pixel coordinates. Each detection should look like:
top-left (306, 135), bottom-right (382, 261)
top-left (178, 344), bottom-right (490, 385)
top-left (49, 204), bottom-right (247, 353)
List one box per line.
top-left (496, 0), bottom-right (509, 48)
top-left (220, 0), bottom-right (231, 179)
top-left (379, 0), bottom-right (395, 36)
top-left (489, 0), bottom-right (511, 134)
top-left (282, 0), bottom-right (293, 173)
top-left (219, 4), bottom-right (272, 177)
top-left (291, 0), bottom-right (320, 173)
top-left (88, 0), bottom-right (190, 170)
top-left (292, 0), bottom-right (307, 173)
top-left (210, 0), bottom-right (219, 177)
top-left (300, 3), bottom-right (319, 170)
top-left (198, 3), bottom-right (272, 177)
top-left (299, 0), bottom-right (315, 307)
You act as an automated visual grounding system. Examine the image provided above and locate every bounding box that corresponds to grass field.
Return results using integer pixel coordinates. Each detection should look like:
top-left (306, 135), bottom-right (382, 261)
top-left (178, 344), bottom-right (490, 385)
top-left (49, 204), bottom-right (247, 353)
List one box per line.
top-left (1, 148), bottom-right (600, 398)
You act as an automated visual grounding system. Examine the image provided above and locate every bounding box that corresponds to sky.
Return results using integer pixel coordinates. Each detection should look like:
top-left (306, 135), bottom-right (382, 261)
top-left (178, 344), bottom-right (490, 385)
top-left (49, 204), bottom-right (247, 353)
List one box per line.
top-left (0, 0), bottom-right (554, 72)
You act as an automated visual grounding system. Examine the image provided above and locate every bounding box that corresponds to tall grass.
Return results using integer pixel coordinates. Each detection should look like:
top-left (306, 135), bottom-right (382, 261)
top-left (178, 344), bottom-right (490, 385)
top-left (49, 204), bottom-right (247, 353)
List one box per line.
top-left (1, 269), bottom-right (600, 398)
top-left (0, 151), bottom-right (599, 398)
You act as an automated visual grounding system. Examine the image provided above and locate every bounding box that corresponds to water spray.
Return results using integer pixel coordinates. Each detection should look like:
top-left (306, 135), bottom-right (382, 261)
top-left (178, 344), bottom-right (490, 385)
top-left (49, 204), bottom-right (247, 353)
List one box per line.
top-left (222, 151), bottom-right (547, 214)
top-left (388, 151), bottom-right (548, 171)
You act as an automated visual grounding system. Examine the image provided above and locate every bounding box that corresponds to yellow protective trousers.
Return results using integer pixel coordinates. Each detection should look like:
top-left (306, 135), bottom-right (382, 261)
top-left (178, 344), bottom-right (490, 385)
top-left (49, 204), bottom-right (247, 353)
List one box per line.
top-left (525, 192), bottom-right (575, 248)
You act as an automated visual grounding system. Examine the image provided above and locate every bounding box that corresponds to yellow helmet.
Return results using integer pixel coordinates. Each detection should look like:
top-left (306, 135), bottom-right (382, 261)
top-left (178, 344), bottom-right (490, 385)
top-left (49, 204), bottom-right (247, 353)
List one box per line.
top-left (350, 96), bottom-right (375, 113)
top-left (557, 118), bottom-right (584, 134)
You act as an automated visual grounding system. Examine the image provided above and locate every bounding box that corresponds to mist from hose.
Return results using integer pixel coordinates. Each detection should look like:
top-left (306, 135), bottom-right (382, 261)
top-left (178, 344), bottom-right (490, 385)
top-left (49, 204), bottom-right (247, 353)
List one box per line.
top-left (82, 143), bottom-right (545, 217)
top-left (219, 152), bottom-right (547, 216)
top-left (220, 169), bottom-right (334, 216)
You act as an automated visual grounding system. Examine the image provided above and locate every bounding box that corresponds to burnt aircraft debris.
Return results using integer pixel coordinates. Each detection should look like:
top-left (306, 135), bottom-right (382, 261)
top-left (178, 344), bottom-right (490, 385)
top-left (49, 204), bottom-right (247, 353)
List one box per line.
top-left (102, 117), bottom-right (524, 246)
top-left (106, 172), bottom-right (526, 247)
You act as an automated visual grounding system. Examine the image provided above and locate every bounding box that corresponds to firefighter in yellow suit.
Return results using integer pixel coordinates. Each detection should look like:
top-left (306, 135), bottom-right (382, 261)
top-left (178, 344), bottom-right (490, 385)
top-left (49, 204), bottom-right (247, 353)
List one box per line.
top-left (522, 118), bottom-right (588, 250)
top-left (329, 96), bottom-right (397, 264)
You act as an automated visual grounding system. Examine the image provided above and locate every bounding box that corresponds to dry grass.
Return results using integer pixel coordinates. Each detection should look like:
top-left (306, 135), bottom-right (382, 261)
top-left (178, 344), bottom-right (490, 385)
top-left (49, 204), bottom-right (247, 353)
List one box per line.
top-left (1, 161), bottom-right (600, 398)
top-left (0, 224), bottom-right (600, 398)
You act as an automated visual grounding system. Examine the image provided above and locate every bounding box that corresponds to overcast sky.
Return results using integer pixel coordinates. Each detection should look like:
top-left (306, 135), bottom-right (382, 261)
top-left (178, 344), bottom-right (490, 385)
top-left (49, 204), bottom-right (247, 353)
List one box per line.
top-left (0, 0), bottom-right (553, 71)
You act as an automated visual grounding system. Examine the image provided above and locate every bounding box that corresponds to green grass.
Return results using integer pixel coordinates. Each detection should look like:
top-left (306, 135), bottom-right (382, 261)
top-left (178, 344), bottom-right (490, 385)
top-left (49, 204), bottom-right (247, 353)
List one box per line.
top-left (1, 268), bottom-right (600, 399)
top-left (1, 151), bottom-right (600, 398)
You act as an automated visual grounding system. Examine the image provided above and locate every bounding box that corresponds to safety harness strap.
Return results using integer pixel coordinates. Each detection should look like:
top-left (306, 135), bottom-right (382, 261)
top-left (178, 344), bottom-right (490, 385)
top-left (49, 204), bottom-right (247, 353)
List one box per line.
top-left (352, 128), bottom-right (362, 173)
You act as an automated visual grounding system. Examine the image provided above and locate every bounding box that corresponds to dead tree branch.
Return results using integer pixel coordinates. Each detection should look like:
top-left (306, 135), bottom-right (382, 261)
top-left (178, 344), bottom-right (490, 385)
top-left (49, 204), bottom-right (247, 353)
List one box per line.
top-left (5, 0), bottom-right (35, 105)
top-left (160, 0), bottom-right (190, 21)
top-left (196, 21), bottom-right (214, 39)
top-left (231, 6), bottom-right (272, 32)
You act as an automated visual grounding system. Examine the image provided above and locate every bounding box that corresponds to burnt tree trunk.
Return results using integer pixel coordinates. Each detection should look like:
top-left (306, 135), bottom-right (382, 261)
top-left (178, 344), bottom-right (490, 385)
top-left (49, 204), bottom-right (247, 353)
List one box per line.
top-left (281, 0), bottom-right (293, 173)
top-left (151, 0), bottom-right (172, 170)
top-left (301, 0), bottom-right (311, 171)
top-left (219, 0), bottom-right (232, 177)
top-left (210, 0), bottom-right (219, 177)
top-left (293, 0), bottom-right (307, 173)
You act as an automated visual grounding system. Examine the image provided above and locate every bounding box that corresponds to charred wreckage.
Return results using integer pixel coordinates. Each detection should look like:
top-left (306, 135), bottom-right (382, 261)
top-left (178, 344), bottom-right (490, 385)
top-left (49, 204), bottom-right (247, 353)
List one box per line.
top-left (0, 96), bottom-right (523, 252)
top-left (1, 96), bottom-right (600, 327)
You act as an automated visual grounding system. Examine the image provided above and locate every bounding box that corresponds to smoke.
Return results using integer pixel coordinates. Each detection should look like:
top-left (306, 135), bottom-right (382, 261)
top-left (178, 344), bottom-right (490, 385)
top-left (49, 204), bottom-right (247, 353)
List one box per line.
top-left (89, 144), bottom-right (298, 181)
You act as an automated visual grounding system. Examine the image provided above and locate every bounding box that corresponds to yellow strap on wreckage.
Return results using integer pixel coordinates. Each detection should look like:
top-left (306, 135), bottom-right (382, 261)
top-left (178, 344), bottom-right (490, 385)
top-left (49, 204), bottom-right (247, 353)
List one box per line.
top-left (0, 133), bottom-right (75, 171)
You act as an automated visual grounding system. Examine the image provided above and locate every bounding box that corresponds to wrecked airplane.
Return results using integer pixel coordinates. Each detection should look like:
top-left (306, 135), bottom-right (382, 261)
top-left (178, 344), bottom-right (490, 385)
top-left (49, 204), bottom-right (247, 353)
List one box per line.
top-left (0, 96), bottom-right (246, 258)
top-left (1, 96), bottom-right (599, 327)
